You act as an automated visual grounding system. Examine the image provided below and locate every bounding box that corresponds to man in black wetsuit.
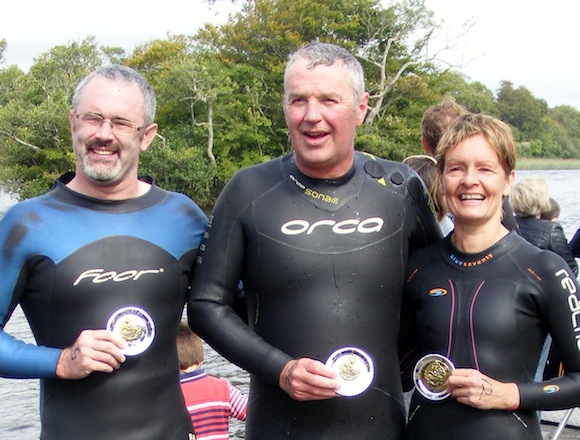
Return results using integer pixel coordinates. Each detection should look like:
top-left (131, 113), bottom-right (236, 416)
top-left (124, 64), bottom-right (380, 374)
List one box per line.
top-left (188, 42), bottom-right (442, 439)
top-left (0, 66), bottom-right (207, 439)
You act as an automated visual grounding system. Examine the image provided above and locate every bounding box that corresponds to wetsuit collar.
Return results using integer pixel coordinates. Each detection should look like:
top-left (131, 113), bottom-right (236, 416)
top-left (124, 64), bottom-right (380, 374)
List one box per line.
top-left (50, 172), bottom-right (167, 213)
top-left (444, 231), bottom-right (518, 269)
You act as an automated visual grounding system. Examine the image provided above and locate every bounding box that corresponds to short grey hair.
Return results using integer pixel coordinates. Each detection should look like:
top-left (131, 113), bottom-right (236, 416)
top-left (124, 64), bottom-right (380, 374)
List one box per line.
top-left (510, 176), bottom-right (551, 217)
top-left (72, 65), bottom-right (156, 125)
top-left (284, 42), bottom-right (366, 106)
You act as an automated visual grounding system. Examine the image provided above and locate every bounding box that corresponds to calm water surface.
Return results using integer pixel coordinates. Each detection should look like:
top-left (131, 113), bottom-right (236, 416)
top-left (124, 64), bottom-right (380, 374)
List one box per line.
top-left (0, 170), bottom-right (578, 439)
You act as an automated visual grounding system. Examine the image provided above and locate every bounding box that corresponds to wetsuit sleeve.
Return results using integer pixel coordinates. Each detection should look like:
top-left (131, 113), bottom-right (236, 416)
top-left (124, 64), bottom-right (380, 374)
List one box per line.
top-left (397, 170), bottom-right (440, 390)
top-left (399, 278), bottom-right (420, 392)
top-left (188, 170), bottom-right (292, 385)
top-left (398, 248), bottom-right (425, 392)
top-left (549, 222), bottom-right (578, 275)
top-left (518, 254), bottom-right (580, 410)
top-left (405, 171), bottom-right (443, 249)
top-left (0, 207), bottom-right (62, 378)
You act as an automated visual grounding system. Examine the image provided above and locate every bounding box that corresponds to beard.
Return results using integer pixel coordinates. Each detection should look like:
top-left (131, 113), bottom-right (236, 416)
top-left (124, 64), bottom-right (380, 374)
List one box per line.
top-left (80, 151), bottom-right (123, 183)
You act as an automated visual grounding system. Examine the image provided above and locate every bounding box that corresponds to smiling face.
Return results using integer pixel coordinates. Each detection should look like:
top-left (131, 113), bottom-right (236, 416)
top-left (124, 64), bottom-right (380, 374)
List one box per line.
top-left (284, 59), bottom-right (368, 179)
top-left (69, 76), bottom-right (157, 196)
top-left (440, 134), bottom-right (514, 229)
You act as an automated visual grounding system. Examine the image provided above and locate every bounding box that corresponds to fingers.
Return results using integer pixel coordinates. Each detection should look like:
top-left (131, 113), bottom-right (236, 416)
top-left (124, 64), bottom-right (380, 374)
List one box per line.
top-left (447, 369), bottom-right (519, 410)
top-left (280, 358), bottom-right (340, 401)
top-left (56, 329), bottom-right (127, 380)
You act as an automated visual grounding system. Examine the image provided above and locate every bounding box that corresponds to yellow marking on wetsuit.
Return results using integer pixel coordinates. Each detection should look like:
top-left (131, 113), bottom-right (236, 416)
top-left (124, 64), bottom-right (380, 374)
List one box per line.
top-left (304, 188), bottom-right (339, 204)
top-left (361, 151), bottom-right (387, 186)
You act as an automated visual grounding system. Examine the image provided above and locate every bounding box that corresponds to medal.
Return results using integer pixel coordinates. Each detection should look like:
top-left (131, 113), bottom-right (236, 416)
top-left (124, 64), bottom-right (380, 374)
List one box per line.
top-left (107, 306), bottom-right (155, 356)
top-left (325, 347), bottom-right (374, 397)
top-left (413, 353), bottom-right (455, 400)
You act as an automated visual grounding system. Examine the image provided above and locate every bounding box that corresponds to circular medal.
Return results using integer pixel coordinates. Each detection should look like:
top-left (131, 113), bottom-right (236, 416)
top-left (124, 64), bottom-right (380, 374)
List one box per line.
top-left (107, 306), bottom-right (155, 356)
top-left (325, 347), bottom-right (374, 397)
top-left (413, 353), bottom-right (455, 400)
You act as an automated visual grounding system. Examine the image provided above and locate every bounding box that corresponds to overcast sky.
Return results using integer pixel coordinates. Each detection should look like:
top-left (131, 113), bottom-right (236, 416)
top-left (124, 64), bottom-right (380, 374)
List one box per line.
top-left (2, 0), bottom-right (579, 110)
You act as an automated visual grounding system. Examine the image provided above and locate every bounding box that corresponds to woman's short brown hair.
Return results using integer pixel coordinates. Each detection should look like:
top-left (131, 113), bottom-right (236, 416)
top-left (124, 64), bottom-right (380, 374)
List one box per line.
top-left (435, 113), bottom-right (517, 176)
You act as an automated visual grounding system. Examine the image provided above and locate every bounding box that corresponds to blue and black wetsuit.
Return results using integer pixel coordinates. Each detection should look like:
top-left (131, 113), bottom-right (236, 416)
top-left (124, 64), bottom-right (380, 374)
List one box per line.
top-left (0, 173), bottom-right (207, 439)
top-left (399, 232), bottom-right (580, 440)
top-left (189, 151), bottom-right (442, 440)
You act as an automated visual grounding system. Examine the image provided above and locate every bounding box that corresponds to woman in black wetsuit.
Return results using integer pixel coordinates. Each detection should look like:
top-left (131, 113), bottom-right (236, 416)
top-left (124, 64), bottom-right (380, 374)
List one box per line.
top-left (399, 113), bottom-right (580, 440)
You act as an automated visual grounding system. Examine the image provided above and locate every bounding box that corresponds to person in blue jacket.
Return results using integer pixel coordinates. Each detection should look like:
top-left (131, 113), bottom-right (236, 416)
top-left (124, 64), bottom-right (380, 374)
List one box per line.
top-left (0, 65), bottom-right (207, 439)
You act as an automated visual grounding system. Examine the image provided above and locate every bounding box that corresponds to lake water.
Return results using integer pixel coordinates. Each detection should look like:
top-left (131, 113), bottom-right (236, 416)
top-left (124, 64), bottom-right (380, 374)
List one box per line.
top-left (0, 169), bottom-right (579, 439)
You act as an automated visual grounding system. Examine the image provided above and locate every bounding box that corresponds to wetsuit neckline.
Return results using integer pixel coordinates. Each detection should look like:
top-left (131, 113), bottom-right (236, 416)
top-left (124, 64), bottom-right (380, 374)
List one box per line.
top-left (444, 231), bottom-right (517, 269)
top-left (281, 153), bottom-right (370, 212)
top-left (49, 172), bottom-right (167, 213)
top-left (284, 152), bottom-right (357, 186)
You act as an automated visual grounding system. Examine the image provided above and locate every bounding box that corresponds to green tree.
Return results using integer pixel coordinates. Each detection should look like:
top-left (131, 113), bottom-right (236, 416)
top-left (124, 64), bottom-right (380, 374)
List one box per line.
top-left (0, 37), bottom-right (126, 198)
top-left (546, 105), bottom-right (580, 157)
top-left (496, 80), bottom-right (548, 141)
top-left (431, 72), bottom-right (496, 115)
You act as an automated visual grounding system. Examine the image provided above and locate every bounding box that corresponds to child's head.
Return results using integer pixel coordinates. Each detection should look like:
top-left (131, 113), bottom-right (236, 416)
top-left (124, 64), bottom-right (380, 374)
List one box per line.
top-left (177, 322), bottom-right (204, 371)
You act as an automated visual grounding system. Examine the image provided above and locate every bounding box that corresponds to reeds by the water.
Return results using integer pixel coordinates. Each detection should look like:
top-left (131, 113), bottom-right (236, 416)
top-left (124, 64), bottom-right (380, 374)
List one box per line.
top-left (516, 158), bottom-right (580, 170)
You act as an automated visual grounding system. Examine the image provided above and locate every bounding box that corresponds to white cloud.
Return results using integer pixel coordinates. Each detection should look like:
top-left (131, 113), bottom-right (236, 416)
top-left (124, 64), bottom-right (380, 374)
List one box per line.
top-left (1, 0), bottom-right (236, 70)
top-left (424, 0), bottom-right (580, 109)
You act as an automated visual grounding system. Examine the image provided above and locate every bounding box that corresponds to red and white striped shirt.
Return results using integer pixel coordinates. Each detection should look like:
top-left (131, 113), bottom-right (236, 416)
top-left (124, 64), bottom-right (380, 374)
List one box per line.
top-left (180, 369), bottom-right (248, 440)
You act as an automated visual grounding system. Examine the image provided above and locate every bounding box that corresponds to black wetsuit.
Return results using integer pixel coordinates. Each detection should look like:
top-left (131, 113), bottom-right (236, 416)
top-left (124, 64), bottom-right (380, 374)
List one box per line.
top-left (399, 232), bottom-right (580, 440)
top-left (188, 151), bottom-right (442, 439)
top-left (0, 173), bottom-right (207, 439)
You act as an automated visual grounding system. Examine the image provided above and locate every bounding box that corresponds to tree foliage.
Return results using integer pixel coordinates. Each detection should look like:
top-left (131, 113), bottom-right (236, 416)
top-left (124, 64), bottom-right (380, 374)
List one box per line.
top-left (0, 0), bottom-right (579, 207)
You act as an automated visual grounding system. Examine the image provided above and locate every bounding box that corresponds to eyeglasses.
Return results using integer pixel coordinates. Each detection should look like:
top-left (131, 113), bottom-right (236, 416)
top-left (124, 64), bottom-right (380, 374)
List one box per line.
top-left (75, 112), bottom-right (147, 134)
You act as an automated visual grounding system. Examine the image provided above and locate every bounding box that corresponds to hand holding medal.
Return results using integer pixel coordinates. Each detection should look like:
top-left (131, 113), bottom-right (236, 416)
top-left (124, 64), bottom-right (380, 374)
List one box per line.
top-left (325, 347), bottom-right (375, 397)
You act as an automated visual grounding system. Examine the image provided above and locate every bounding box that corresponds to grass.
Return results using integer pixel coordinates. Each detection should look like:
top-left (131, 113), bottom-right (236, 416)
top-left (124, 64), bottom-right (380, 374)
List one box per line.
top-left (516, 158), bottom-right (580, 170)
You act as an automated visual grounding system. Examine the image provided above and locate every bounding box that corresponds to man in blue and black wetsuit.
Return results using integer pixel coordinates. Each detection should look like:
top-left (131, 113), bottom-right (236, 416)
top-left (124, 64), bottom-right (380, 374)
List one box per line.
top-left (188, 42), bottom-right (442, 439)
top-left (0, 65), bottom-right (207, 439)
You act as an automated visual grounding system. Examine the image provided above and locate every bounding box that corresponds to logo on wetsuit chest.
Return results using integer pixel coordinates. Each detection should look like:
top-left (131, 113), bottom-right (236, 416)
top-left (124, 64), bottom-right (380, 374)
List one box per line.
top-left (280, 217), bottom-right (384, 236)
top-left (290, 174), bottom-right (339, 205)
top-left (428, 288), bottom-right (448, 297)
top-left (72, 268), bottom-right (165, 286)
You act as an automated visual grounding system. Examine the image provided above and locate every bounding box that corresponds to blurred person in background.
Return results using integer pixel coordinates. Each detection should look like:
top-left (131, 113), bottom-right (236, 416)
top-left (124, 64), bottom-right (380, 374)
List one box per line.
top-left (510, 176), bottom-right (577, 275)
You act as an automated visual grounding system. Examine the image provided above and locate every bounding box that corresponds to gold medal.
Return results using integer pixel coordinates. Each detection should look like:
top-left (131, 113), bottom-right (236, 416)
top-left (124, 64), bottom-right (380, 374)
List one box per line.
top-left (107, 306), bottom-right (155, 356)
top-left (337, 354), bottom-right (363, 381)
top-left (413, 354), bottom-right (455, 400)
top-left (326, 347), bottom-right (374, 397)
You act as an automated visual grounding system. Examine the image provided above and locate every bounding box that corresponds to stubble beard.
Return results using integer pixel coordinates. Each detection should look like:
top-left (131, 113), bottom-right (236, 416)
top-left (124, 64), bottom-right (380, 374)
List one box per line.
top-left (81, 154), bottom-right (123, 183)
